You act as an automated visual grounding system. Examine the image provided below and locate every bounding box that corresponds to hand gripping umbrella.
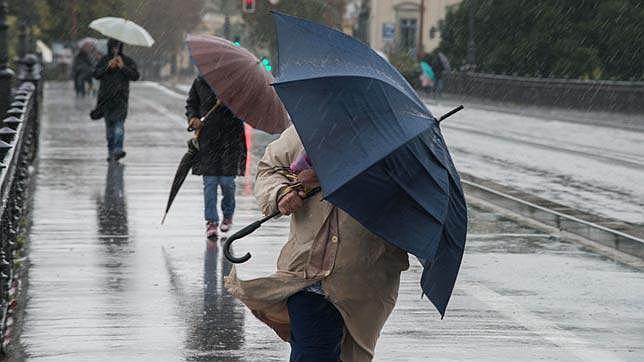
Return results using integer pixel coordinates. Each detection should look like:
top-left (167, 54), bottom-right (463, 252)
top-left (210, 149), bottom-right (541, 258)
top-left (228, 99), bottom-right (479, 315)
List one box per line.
top-left (225, 12), bottom-right (467, 318)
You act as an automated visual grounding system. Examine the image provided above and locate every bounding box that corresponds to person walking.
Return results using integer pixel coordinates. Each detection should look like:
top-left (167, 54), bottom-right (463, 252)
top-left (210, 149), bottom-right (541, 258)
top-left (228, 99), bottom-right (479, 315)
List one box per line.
top-left (92, 38), bottom-right (139, 162)
top-left (72, 49), bottom-right (94, 96)
top-left (185, 76), bottom-right (247, 239)
top-left (225, 126), bottom-right (410, 361)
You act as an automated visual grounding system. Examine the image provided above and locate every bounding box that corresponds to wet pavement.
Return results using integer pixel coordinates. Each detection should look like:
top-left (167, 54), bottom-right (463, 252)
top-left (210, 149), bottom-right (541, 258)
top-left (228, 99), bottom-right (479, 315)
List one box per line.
top-left (14, 82), bottom-right (644, 361)
top-left (427, 100), bottom-right (644, 225)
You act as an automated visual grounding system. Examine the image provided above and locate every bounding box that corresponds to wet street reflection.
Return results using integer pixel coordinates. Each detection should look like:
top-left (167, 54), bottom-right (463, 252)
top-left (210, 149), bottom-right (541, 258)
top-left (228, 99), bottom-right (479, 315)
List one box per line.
top-left (97, 162), bottom-right (131, 293)
top-left (186, 240), bottom-right (245, 361)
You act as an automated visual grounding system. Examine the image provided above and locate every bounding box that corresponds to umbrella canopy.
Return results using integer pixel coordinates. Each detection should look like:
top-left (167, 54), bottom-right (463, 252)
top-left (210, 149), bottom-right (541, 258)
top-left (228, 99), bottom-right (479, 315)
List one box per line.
top-left (89, 17), bottom-right (154, 47)
top-left (420, 61), bottom-right (436, 81)
top-left (271, 12), bottom-right (467, 317)
top-left (186, 34), bottom-right (289, 134)
top-left (36, 40), bottom-right (53, 63)
top-left (161, 139), bottom-right (199, 224)
top-left (78, 37), bottom-right (98, 52)
top-left (438, 52), bottom-right (452, 72)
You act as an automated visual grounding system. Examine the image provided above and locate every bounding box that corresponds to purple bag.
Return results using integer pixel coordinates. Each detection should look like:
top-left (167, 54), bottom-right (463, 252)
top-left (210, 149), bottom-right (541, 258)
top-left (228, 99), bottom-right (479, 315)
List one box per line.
top-left (290, 152), bottom-right (312, 173)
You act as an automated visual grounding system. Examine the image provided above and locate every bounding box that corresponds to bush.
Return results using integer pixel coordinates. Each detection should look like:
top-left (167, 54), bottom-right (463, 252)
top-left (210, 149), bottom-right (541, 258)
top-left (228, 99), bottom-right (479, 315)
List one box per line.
top-left (388, 52), bottom-right (421, 89)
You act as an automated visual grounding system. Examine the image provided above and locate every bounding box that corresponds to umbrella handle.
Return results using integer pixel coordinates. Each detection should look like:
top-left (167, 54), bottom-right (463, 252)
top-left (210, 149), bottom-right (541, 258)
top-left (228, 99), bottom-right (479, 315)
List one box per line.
top-left (224, 187), bottom-right (321, 263)
top-left (437, 105), bottom-right (464, 123)
top-left (223, 211), bottom-right (278, 263)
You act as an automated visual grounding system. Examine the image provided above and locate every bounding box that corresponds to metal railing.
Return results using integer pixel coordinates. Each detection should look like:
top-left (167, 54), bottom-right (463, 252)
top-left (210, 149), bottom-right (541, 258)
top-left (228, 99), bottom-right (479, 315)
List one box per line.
top-left (442, 71), bottom-right (644, 114)
top-left (0, 56), bottom-right (41, 352)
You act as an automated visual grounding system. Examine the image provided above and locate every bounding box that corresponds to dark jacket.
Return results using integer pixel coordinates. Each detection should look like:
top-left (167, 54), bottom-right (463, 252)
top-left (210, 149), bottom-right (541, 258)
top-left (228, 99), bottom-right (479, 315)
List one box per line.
top-left (73, 51), bottom-right (94, 81)
top-left (93, 42), bottom-right (139, 120)
top-left (186, 76), bottom-right (247, 176)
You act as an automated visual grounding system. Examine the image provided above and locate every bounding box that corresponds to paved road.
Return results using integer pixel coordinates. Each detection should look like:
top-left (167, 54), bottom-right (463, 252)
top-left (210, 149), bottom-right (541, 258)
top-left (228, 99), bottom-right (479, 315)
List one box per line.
top-left (427, 99), bottom-right (644, 225)
top-left (14, 82), bottom-right (644, 361)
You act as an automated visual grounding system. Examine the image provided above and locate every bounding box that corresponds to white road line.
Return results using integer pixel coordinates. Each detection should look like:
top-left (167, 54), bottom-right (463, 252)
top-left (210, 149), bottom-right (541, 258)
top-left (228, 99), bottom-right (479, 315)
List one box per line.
top-left (467, 233), bottom-right (554, 239)
top-left (137, 81), bottom-right (187, 99)
top-left (462, 281), bottom-right (622, 362)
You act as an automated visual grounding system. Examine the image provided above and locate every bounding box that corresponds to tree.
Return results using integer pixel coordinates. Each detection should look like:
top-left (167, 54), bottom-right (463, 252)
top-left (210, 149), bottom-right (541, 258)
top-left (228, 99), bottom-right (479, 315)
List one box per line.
top-left (436, 0), bottom-right (644, 80)
top-left (124, 0), bottom-right (204, 78)
top-left (241, 0), bottom-right (346, 61)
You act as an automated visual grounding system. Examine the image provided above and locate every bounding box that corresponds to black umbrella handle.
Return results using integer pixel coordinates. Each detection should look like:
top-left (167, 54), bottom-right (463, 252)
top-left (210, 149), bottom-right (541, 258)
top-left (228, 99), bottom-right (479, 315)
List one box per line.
top-left (223, 211), bottom-right (278, 263)
top-left (224, 187), bottom-right (321, 264)
top-left (437, 105), bottom-right (464, 123)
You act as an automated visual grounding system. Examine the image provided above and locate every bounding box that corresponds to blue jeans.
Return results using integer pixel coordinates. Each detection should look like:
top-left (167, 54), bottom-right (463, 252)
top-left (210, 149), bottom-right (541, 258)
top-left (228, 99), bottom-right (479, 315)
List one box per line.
top-left (105, 112), bottom-right (124, 155)
top-left (287, 291), bottom-right (344, 362)
top-left (203, 176), bottom-right (236, 224)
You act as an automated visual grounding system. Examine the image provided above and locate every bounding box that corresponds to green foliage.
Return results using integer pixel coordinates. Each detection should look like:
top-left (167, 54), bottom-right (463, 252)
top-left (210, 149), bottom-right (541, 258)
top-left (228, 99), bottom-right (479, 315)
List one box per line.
top-left (388, 51), bottom-right (421, 88)
top-left (242, 0), bottom-right (346, 61)
top-left (437, 0), bottom-right (644, 80)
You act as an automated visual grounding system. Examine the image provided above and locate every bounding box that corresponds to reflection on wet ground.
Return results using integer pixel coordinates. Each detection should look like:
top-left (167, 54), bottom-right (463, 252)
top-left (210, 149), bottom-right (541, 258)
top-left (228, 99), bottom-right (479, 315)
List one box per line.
top-left (16, 83), bottom-right (644, 361)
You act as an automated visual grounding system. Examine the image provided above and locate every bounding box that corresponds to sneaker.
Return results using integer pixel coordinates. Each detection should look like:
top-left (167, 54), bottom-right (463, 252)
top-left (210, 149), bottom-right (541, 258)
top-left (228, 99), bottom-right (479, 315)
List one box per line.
top-left (114, 151), bottom-right (126, 161)
top-left (206, 222), bottom-right (218, 240)
top-left (220, 218), bottom-right (233, 233)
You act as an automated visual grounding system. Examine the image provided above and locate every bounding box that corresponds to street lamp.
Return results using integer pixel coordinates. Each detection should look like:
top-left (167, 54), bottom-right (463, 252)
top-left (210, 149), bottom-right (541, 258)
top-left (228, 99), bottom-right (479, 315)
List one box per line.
top-left (466, 0), bottom-right (476, 71)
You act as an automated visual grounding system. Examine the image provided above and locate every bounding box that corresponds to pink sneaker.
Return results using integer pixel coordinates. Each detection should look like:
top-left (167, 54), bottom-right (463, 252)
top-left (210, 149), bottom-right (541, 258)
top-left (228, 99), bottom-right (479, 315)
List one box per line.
top-left (220, 218), bottom-right (233, 233)
top-left (206, 222), bottom-right (218, 240)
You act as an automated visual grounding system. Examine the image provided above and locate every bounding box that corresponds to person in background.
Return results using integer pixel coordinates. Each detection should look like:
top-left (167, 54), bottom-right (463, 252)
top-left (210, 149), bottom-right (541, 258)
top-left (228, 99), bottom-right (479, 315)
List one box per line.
top-left (72, 49), bottom-right (93, 96)
top-left (93, 38), bottom-right (139, 162)
top-left (185, 76), bottom-right (246, 239)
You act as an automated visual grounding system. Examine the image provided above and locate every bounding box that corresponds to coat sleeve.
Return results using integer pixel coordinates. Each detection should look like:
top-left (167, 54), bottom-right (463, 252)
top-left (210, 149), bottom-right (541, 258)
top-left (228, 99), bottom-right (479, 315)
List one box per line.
top-left (185, 79), bottom-right (200, 121)
top-left (93, 56), bottom-right (111, 79)
top-left (121, 57), bottom-right (140, 81)
top-left (254, 126), bottom-right (301, 216)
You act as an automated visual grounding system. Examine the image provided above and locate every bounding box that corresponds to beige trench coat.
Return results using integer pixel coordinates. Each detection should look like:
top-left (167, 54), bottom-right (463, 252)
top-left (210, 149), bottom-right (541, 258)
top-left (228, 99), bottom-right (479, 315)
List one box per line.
top-left (225, 126), bottom-right (409, 361)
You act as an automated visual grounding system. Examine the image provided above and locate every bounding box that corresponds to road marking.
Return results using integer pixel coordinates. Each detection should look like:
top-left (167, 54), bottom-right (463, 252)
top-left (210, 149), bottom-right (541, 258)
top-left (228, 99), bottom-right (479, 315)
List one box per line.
top-left (137, 81), bottom-right (187, 99)
top-left (467, 233), bottom-right (554, 239)
top-left (462, 281), bottom-right (622, 362)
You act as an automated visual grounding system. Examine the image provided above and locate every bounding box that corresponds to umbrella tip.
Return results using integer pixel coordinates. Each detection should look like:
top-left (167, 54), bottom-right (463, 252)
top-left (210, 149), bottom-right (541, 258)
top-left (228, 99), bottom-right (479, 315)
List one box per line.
top-left (161, 213), bottom-right (167, 225)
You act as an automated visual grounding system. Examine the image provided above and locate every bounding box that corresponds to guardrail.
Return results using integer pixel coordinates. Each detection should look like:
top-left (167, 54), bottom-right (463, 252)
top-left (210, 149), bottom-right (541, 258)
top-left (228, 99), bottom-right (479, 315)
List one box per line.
top-left (0, 56), bottom-right (41, 352)
top-left (461, 173), bottom-right (644, 262)
top-left (442, 72), bottom-right (644, 114)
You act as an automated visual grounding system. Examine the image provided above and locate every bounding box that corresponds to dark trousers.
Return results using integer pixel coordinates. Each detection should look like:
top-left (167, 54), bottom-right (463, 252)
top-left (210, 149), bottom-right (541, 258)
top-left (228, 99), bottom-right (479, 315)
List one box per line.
top-left (104, 109), bottom-right (125, 156)
top-left (287, 291), bottom-right (344, 362)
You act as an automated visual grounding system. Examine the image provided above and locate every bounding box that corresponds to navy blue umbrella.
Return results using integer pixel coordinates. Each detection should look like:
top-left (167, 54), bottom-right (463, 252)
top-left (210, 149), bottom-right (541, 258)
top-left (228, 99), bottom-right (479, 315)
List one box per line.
top-left (270, 12), bottom-right (467, 317)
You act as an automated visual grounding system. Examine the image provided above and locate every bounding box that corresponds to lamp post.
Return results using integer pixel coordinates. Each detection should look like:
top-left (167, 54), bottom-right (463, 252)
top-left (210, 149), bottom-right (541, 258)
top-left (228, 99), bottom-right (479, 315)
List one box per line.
top-left (466, 0), bottom-right (476, 70)
top-left (417, 0), bottom-right (426, 59)
top-left (0, 2), bottom-right (14, 117)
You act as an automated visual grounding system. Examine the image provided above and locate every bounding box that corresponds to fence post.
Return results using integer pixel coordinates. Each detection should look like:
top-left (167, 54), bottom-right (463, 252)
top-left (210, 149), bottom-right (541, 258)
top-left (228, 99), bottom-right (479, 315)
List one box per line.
top-left (0, 2), bottom-right (13, 117)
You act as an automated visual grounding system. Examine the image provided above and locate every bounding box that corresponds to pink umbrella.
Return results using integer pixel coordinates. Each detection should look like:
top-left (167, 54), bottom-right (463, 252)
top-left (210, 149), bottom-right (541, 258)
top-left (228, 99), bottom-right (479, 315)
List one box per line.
top-left (186, 34), bottom-right (290, 134)
top-left (78, 37), bottom-right (98, 52)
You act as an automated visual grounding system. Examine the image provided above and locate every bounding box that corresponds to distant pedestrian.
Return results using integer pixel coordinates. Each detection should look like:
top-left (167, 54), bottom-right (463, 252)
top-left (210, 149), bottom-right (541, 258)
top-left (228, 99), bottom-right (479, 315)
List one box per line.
top-left (185, 76), bottom-right (246, 239)
top-left (92, 38), bottom-right (139, 162)
top-left (72, 50), bottom-right (94, 96)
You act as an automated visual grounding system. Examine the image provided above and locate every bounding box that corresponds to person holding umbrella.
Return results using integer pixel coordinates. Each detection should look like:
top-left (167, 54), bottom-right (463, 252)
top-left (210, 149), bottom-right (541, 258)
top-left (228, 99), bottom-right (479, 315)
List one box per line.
top-left (225, 126), bottom-right (410, 361)
top-left (185, 76), bottom-right (246, 239)
top-left (92, 38), bottom-right (139, 162)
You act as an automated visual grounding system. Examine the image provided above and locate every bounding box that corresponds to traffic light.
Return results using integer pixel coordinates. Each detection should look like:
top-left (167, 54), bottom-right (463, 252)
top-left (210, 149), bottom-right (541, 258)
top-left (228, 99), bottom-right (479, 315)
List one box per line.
top-left (233, 35), bottom-right (241, 47)
top-left (242, 0), bottom-right (255, 13)
top-left (260, 56), bottom-right (272, 72)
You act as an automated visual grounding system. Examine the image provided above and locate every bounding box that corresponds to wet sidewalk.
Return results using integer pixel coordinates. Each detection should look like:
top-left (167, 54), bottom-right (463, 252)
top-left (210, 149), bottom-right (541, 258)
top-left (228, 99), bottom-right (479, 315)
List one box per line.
top-left (14, 82), bottom-right (644, 361)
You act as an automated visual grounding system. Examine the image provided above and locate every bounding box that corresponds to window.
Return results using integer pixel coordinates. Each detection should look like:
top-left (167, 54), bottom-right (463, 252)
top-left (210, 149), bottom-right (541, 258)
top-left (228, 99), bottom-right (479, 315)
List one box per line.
top-left (399, 18), bottom-right (417, 52)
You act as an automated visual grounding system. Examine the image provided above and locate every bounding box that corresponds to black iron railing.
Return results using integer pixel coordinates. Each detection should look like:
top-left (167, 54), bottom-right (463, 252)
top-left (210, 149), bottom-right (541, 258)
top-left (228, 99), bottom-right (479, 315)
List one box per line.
top-left (0, 57), bottom-right (41, 352)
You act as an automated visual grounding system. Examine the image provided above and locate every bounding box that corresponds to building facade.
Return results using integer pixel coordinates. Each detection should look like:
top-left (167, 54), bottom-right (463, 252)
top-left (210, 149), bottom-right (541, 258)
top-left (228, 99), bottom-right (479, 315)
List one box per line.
top-left (363, 0), bottom-right (462, 55)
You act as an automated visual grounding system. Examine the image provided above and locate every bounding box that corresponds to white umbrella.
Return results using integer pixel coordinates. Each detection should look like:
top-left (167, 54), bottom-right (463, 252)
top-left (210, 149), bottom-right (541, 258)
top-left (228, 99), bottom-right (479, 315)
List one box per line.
top-left (89, 17), bottom-right (154, 47)
top-left (36, 40), bottom-right (53, 63)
